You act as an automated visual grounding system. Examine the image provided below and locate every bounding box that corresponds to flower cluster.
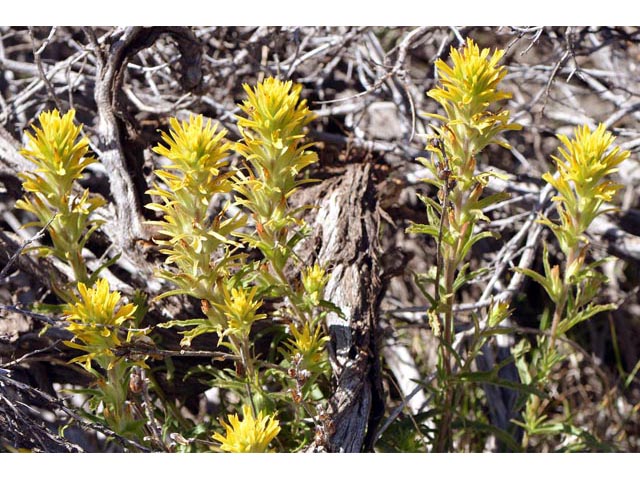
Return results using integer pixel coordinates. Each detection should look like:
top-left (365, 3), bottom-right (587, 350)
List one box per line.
top-left (541, 124), bottom-right (628, 255)
top-left (63, 278), bottom-right (148, 437)
top-left (426, 38), bottom-right (520, 185)
top-left (408, 38), bottom-right (520, 452)
top-left (515, 124), bottom-right (628, 446)
top-left (16, 109), bottom-right (105, 284)
top-left (213, 405), bottom-right (281, 453)
top-left (147, 115), bottom-right (245, 345)
top-left (233, 77), bottom-right (318, 270)
top-left (63, 278), bottom-right (139, 371)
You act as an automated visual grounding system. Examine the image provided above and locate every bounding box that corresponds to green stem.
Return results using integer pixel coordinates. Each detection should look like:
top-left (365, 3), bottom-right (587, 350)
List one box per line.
top-left (548, 248), bottom-right (575, 350)
top-left (436, 253), bottom-right (456, 452)
top-left (272, 261), bottom-right (309, 327)
top-left (147, 370), bottom-right (192, 431)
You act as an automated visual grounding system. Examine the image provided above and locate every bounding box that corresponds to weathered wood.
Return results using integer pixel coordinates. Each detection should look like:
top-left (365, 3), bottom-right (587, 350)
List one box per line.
top-left (303, 162), bottom-right (385, 452)
top-left (92, 27), bottom-right (203, 251)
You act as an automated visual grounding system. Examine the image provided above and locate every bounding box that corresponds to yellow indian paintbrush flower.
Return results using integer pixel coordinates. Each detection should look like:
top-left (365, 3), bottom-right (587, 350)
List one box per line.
top-left (16, 109), bottom-right (105, 283)
top-left (219, 286), bottom-right (267, 339)
top-left (63, 278), bottom-right (137, 371)
top-left (147, 115), bottom-right (246, 345)
top-left (213, 404), bottom-right (281, 453)
top-left (426, 38), bottom-right (520, 182)
top-left (541, 124), bottom-right (628, 254)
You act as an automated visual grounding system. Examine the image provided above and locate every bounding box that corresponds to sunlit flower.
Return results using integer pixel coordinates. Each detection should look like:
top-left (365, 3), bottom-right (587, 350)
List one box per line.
top-left (301, 263), bottom-right (328, 307)
top-left (63, 278), bottom-right (137, 370)
top-left (234, 77), bottom-right (318, 223)
top-left (19, 109), bottom-right (95, 200)
top-left (147, 114), bottom-right (246, 338)
top-left (541, 124), bottom-right (628, 253)
top-left (426, 38), bottom-right (521, 173)
top-left (236, 77), bottom-right (315, 151)
top-left (16, 109), bottom-right (104, 282)
top-left (220, 286), bottom-right (267, 339)
top-left (286, 321), bottom-right (328, 372)
top-left (152, 115), bottom-right (231, 198)
top-left (213, 405), bottom-right (281, 453)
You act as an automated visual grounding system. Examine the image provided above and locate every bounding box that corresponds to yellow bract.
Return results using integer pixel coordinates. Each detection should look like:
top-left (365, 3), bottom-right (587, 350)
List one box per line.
top-left (426, 38), bottom-right (521, 174)
top-left (152, 115), bottom-right (231, 196)
top-left (220, 286), bottom-right (267, 339)
top-left (147, 114), bottom-right (245, 327)
top-left (236, 77), bottom-right (315, 149)
top-left (301, 263), bottom-right (328, 306)
top-left (430, 38), bottom-right (509, 115)
top-left (20, 109), bottom-right (96, 198)
top-left (542, 124), bottom-right (628, 253)
top-left (213, 405), bottom-right (281, 453)
top-left (286, 321), bottom-right (328, 370)
top-left (16, 109), bottom-right (104, 283)
top-left (234, 77), bottom-right (318, 227)
top-left (63, 278), bottom-right (137, 371)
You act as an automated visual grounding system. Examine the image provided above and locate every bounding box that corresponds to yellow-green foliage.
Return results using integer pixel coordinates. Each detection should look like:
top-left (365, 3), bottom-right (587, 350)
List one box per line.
top-left (147, 115), bottom-right (246, 345)
top-left (541, 124), bottom-right (629, 255)
top-left (426, 38), bottom-right (520, 185)
top-left (16, 109), bottom-right (148, 440)
top-left (233, 78), bottom-right (318, 270)
top-left (520, 124), bottom-right (627, 334)
top-left (63, 278), bottom-right (139, 371)
top-left (16, 109), bottom-right (105, 284)
top-left (408, 38), bottom-right (521, 331)
top-left (407, 38), bottom-right (521, 452)
top-left (233, 79), bottom-right (330, 403)
top-left (14, 42), bottom-right (624, 453)
top-left (515, 124), bottom-right (628, 448)
top-left (145, 79), bottom-right (329, 451)
top-left (63, 278), bottom-right (149, 437)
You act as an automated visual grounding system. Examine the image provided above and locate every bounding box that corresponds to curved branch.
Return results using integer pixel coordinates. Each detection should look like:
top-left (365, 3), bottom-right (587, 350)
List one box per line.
top-left (91, 27), bottom-right (203, 250)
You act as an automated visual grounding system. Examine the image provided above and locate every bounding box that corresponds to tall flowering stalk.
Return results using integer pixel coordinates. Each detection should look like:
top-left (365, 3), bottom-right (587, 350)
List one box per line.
top-left (407, 38), bottom-right (520, 451)
top-left (233, 78), bottom-right (330, 444)
top-left (515, 125), bottom-right (628, 447)
top-left (233, 77), bottom-right (317, 272)
top-left (63, 278), bottom-right (149, 438)
top-left (16, 109), bottom-right (105, 285)
top-left (147, 115), bottom-right (246, 346)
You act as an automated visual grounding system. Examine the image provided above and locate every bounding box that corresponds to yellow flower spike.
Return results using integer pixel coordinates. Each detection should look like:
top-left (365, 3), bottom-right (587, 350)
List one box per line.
top-left (234, 77), bottom-right (318, 210)
top-left (63, 278), bottom-right (138, 370)
top-left (147, 114), bottom-right (247, 335)
top-left (286, 321), bottom-right (328, 370)
top-left (213, 405), bottom-right (281, 453)
top-left (17, 109), bottom-right (104, 283)
top-left (427, 38), bottom-right (521, 168)
top-left (220, 286), bottom-right (267, 339)
top-left (151, 115), bottom-right (232, 204)
top-left (542, 124), bottom-right (628, 252)
top-left (153, 115), bottom-right (229, 170)
top-left (430, 39), bottom-right (509, 113)
top-left (20, 110), bottom-right (95, 194)
top-left (301, 263), bottom-right (328, 307)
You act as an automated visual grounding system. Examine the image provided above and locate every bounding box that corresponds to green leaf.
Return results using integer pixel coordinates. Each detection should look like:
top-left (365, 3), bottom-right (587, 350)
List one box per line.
top-left (452, 264), bottom-right (488, 294)
top-left (417, 193), bottom-right (442, 213)
top-left (455, 370), bottom-right (546, 398)
top-left (87, 253), bottom-right (121, 287)
top-left (406, 222), bottom-right (439, 238)
top-left (558, 303), bottom-right (617, 335)
top-left (457, 230), bottom-right (494, 263)
top-left (473, 191), bottom-right (511, 211)
top-left (413, 272), bottom-right (436, 306)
